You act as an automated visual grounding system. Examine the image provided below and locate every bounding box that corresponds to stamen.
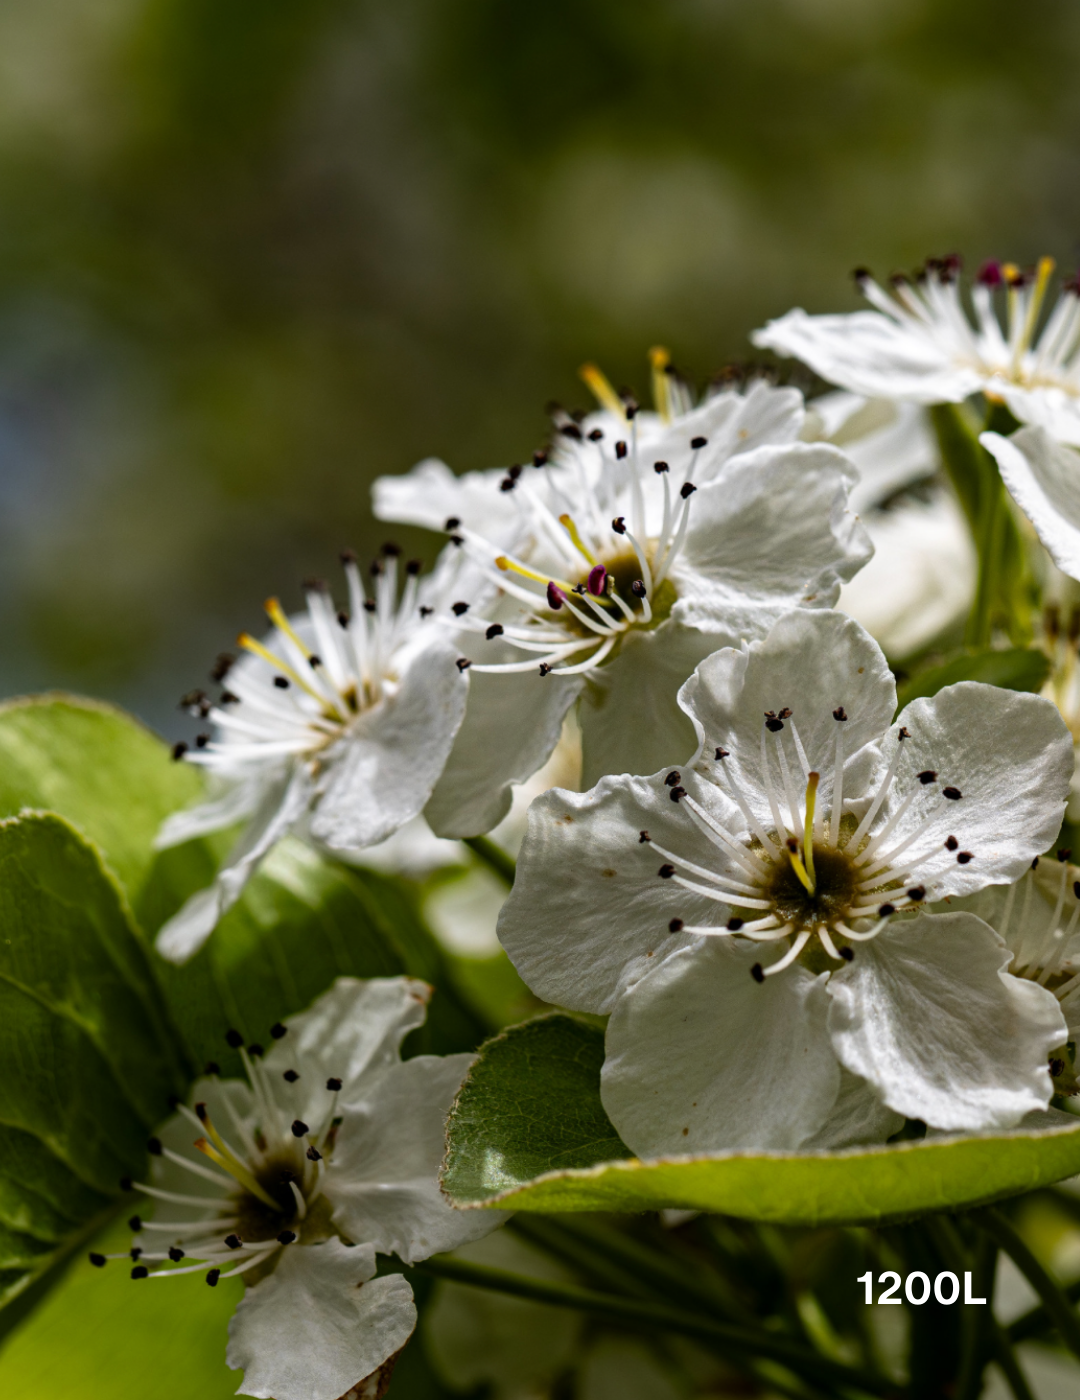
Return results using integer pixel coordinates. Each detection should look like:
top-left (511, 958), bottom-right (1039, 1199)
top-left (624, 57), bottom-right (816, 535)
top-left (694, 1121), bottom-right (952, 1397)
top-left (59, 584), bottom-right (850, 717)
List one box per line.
top-left (802, 772), bottom-right (819, 886)
top-left (579, 362), bottom-right (627, 418)
top-left (558, 514), bottom-right (599, 566)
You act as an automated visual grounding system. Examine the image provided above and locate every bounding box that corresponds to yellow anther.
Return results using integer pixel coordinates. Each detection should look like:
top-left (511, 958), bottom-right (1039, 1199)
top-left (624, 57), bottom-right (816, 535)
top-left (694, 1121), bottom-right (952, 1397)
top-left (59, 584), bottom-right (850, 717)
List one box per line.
top-left (194, 1138), bottom-right (279, 1209)
top-left (558, 514), bottom-right (598, 565)
top-left (495, 556), bottom-right (574, 591)
top-left (649, 346), bottom-right (672, 423)
top-left (1002, 262), bottom-right (1020, 282)
top-left (803, 772), bottom-right (820, 889)
top-left (579, 362), bottom-right (628, 419)
top-left (237, 633), bottom-right (324, 703)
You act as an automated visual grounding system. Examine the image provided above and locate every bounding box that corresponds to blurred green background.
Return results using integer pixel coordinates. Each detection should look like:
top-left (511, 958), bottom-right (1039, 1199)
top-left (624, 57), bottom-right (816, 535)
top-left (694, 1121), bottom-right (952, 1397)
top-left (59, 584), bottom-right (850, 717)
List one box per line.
top-left (2, 0), bottom-right (1079, 739)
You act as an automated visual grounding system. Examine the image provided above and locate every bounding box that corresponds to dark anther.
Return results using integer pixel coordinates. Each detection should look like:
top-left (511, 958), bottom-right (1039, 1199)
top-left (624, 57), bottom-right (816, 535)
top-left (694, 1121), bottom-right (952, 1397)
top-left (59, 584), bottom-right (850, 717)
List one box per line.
top-left (169, 1246), bottom-right (185, 1262)
top-left (278, 1230), bottom-right (297, 1245)
top-left (308, 655), bottom-right (322, 670)
top-left (680, 482), bottom-right (697, 500)
top-left (224, 1234), bottom-right (242, 1250)
top-left (588, 428), bottom-right (604, 441)
top-left (631, 580), bottom-right (647, 597)
top-left (220, 690), bottom-right (239, 704)
top-left (638, 830), bottom-right (650, 843)
top-left (306, 1145), bottom-right (323, 1162)
top-left (147, 1137), bottom-right (162, 1156)
top-left (339, 547), bottom-right (358, 565)
top-left (131, 1265), bottom-right (149, 1280)
top-left (1073, 881), bottom-right (1080, 900)
top-left (419, 606), bottom-right (433, 617)
top-left (942, 786), bottom-right (962, 801)
top-left (546, 581), bottom-right (564, 609)
top-left (206, 1269), bottom-right (220, 1287)
top-left (945, 836), bottom-right (959, 851)
top-left (1032, 856), bottom-right (1040, 869)
top-left (665, 770), bottom-right (681, 786)
top-left (1060, 848), bottom-right (1074, 862)
top-left (363, 599), bottom-right (377, 613)
top-left (180, 688), bottom-right (210, 715)
top-left (452, 601), bottom-right (469, 616)
top-left (270, 1022), bottom-right (287, 1040)
top-left (907, 886), bottom-right (926, 901)
top-left (878, 903), bottom-right (896, 917)
top-left (119, 1176), bottom-right (133, 1192)
top-left (1051, 1057), bottom-right (1066, 1078)
top-left (444, 516), bottom-right (461, 532)
top-left (204, 1061), bottom-right (220, 1076)
top-left (957, 851), bottom-right (974, 864)
top-left (539, 663), bottom-right (553, 676)
top-left (89, 1253), bottom-right (106, 1267)
top-left (690, 436), bottom-right (708, 450)
top-left (840, 947), bottom-right (855, 962)
top-left (211, 652), bottom-right (235, 682)
top-left (654, 460), bottom-right (669, 474)
top-left (669, 919), bottom-right (684, 932)
top-left (129, 1215), bottom-right (142, 1232)
top-left (898, 727), bottom-right (911, 740)
top-left (658, 864), bottom-right (676, 879)
top-left (195, 1102), bottom-right (209, 1121)
top-left (765, 715), bottom-right (784, 733)
top-left (291, 1119), bottom-right (309, 1137)
top-left (406, 559), bottom-right (422, 576)
top-left (777, 708), bottom-right (792, 720)
top-left (612, 515), bottom-right (627, 534)
top-left (449, 534), bottom-right (464, 547)
top-left (669, 786), bottom-right (686, 802)
top-left (283, 1069), bottom-right (300, 1083)
top-left (130, 1247), bottom-right (142, 1260)
top-left (615, 440), bottom-right (628, 459)
top-left (559, 422), bottom-right (583, 440)
top-left (917, 770), bottom-right (937, 784)
top-left (248, 1044), bottom-right (264, 1058)
top-left (273, 676), bottom-right (289, 690)
top-left (715, 746), bottom-right (730, 760)
top-left (485, 623), bottom-right (504, 639)
top-left (533, 450), bottom-right (548, 467)
top-left (382, 542), bottom-right (402, 557)
top-left (194, 733), bottom-right (209, 749)
top-left (750, 963), bottom-right (765, 983)
top-left (326, 1077), bottom-right (342, 1092)
top-left (832, 707), bottom-right (847, 722)
top-left (171, 741), bottom-right (188, 761)
top-left (499, 476), bottom-right (517, 492)
top-left (625, 402), bottom-right (639, 420)
top-left (302, 576), bottom-right (328, 594)
top-left (456, 658), bottom-right (472, 672)
top-left (727, 918), bottom-right (744, 932)
top-left (853, 266), bottom-right (872, 284)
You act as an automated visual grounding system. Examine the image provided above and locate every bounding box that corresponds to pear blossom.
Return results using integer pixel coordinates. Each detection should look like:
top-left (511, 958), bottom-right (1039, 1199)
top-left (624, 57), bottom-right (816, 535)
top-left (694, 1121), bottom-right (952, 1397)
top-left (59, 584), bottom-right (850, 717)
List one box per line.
top-left (753, 255), bottom-right (1080, 445)
top-left (154, 549), bottom-right (469, 962)
top-left (375, 353), bottom-right (871, 819)
top-left (498, 610), bottom-right (1072, 1155)
top-left (982, 426), bottom-right (1080, 584)
top-left (93, 977), bottom-right (504, 1400)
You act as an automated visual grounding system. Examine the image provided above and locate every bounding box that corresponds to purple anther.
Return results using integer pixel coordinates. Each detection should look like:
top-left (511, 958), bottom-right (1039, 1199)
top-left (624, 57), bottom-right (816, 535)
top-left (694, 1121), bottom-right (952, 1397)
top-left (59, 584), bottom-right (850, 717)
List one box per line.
top-left (546, 581), bottom-right (565, 610)
top-left (976, 260), bottom-right (1002, 288)
top-left (587, 565), bottom-right (608, 596)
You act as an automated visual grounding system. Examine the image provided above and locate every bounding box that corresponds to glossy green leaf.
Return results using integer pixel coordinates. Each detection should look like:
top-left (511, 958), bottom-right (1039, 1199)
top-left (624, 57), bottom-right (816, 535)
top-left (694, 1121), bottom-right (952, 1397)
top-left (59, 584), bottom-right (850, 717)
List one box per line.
top-left (895, 647), bottom-right (1050, 713)
top-left (0, 814), bottom-right (187, 1315)
top-left (443, 1016), bottom-right (1080, 1226)
top-left (0, 695), bottom-right (203, 907)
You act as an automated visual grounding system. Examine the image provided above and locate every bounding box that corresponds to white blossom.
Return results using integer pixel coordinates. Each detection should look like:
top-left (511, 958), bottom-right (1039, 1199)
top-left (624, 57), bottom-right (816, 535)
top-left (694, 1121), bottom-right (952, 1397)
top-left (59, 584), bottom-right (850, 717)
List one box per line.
top-left (375, 353), bottom-right (871, 825)
top-left (498, 611), bottom-right (1072, 1153)
top-left (754, 255), bottom-right (1080, 445)
top-left (95, 977), bottom-right (504, 1400)
top-left (154, 551), bottom-right (470, 962)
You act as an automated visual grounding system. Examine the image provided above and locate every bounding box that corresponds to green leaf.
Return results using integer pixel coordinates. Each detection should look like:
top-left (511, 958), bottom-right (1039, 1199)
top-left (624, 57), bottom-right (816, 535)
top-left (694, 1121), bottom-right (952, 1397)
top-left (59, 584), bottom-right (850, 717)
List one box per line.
top-left (443, 1016), bottom-right (1080, 1226)
top-left (895, 648), bottom-right (1050, 713)
top-left (0, 696), bottom-right (202, 906)
top-left (143, 837), bottom-right (486, 1075)
top-left (0, 814), bottom-right (188, 1315)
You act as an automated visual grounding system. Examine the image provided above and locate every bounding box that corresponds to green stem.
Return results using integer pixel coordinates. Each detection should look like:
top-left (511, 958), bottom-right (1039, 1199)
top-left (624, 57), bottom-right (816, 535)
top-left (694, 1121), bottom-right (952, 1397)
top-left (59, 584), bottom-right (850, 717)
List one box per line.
top-left (1009, 1275), bottom-right (1080, 1342)
top-left (410, 1256), bottom-right (893, 1397)
top-left (968, 476), bottom-right (1004, 648)
top-left (974, 1207), bottom-right (1080, 1363)
top-left (991, 1323), bottom-right (1037, 1400)
top-left (957, 1233), bottom-right (997, 1400)
top-left (464, 835), bottom-right (516, 886)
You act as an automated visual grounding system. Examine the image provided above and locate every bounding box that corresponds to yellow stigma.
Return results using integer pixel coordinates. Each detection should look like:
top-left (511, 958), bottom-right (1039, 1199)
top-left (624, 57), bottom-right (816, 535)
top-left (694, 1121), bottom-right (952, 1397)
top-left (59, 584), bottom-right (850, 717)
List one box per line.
top-left (649, 345), bottom-right (672, 423)
top-left (495, 556), bottom-right (574, 591)
top-left (265, 598), bottom-right (313, 660)
top-left (558, 514), bottom-right (598, 565)
top-left (579, 362), bottom-right (628, 419)
top-left (237, 632), bottom-right (324, 703)
top-left (802, 772), bottom-right (819, 889)
top-left (194, 1137), bottom-right (279, 1209)
top-left (785, 841), bottom-right (814, 896)
top-left (1019, 255), bottom-right (1057, 359)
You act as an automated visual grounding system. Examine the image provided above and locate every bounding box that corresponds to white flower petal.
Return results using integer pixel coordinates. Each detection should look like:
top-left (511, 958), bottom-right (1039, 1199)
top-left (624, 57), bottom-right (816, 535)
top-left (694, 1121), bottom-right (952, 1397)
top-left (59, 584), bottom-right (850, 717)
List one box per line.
top-left (878, 683), bottom-right (1073, 899)
top-left (983, 427), bottom-right (1080, 581)
top-left (154, 776), bottom-right (265, 850)
top-left (154, 764), bottom-right (315, 963)
top-left (372, 456), bottom-right (523, 541)
top-left (827, 912), bottom-right (1066, 1131)
top-left (601, 939), bottom-right (839, 1154)
top-left (329, 1054), bottom-right (507, 1263)
top-left (264, 976), bottom-right (433, 1105)
top-left (425, 665), bottom-right (583, 838)
top-left (752, 308), bottom-right (985, 404)
top-left (308, 635), bottom-right (468, 853)
top-left (498, 772), bottom-right (733, 1014)
top-left (227, 1238), bottom-right (416, 1400)
top-left (799, 1068), bottom-right (905, 1151)
top-left (1000, 384), bottom-right (1080, 449)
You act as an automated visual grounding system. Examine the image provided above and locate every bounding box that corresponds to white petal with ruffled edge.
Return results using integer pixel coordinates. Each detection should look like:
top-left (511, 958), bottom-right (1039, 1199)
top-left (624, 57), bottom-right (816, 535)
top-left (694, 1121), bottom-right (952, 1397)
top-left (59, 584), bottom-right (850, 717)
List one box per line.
top-left (601, 939), bottom-right (839, 1155)
top-left (983, 426), bottom-right (1080, 581)
top-left (330, 1054), bottom-right (508, 1263)
top-left (227, 1238), bottom-right (416, 1400)
top-left (827, 912), bottom-right (1066, 1130)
